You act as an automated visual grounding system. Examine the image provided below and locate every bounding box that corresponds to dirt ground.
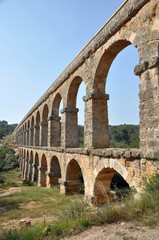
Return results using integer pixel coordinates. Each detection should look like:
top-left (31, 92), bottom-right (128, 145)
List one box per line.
top-left (62, 222), bottom-right (159, 240)
top-left (1, 188), bottom-right (159, 240)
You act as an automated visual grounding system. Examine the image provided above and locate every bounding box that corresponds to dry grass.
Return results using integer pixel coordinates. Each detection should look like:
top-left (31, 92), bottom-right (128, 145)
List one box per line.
top-left (1, 174), bottom-right (159, 240)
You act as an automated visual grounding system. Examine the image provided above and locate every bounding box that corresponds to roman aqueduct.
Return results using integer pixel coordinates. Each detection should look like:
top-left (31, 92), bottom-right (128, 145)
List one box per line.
top-left (14, 0), bottom-right (159, 205)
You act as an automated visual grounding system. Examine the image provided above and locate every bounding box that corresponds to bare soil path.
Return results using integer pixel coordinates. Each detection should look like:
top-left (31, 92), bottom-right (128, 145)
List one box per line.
top-left (62, 222), bottom-right (159, 240)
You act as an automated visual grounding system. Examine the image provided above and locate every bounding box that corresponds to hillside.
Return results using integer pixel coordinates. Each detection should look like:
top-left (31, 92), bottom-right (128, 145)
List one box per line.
top-left (0, 121), bottom-right (17, 141)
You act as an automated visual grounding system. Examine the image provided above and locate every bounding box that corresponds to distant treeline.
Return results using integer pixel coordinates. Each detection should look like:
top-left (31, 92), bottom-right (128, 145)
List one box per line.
top-left (78, 124), bottom-right (139, 148)
top-left (109, 124), bottom-right (139, 148)
top-left (0, 121), bottom-right (17, 139)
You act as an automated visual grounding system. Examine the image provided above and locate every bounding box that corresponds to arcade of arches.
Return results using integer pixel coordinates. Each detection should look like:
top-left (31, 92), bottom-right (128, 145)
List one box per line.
top-left (14, 0), bottom-right (159, 205)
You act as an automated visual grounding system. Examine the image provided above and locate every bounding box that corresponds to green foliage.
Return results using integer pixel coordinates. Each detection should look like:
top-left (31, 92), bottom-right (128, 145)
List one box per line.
top-left (22, 180), bottom-right (36, 186)
top-left (145, 174), bottom-right (159, 193)
top-left (0, 145), bottom-right (19, 172)
top-left (78, 217), bottom-right (90, 228)
top-left (0, 120), bottom-right (17, 139)
top-left (0, 225), bottom-right (44, 240)
top-left (78, 124), bottom-right (139, 148)
top-left (109, 124), bottom-right (139, 148)
top-left (78, 125), bottom-right (84, 147)
top-left (0, 175), bottom-right (5, 185)
top-left (2, 176), bottom-right (159, 239)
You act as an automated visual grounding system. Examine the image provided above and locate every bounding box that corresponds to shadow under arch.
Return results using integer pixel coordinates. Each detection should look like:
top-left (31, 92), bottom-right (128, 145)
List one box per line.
top-left (35, 111), bottom-right (40, 146)
top-left (34, 152), bottom-right (39, 183)
top-left (30, 116), bottom-right (34, 146)
top-left (27, 120), bottom-right (30, 145)
top-left (49, 156), bottom-right (61, 187)
top-left (93, 158), bottom-right (136, 206)
top-left (66, 159), bottom-right (84, 194)
top-left (41, 104), bottom-right (49, 146)
top-left (50, 93), bottom-right (63, 147)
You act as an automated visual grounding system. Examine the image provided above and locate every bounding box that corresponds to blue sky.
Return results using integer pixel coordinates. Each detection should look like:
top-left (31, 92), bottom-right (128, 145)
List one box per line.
top-left (0, 0), bottom-right (139, 125)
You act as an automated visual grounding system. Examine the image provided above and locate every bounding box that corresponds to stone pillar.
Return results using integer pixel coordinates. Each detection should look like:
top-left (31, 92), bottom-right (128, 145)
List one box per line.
top-left (28, 161), bottom-right (33, 181)
top-left (58, 178), bottom-right (83, 194)
top-left (83, 93), bottom-right (109, 149)
top-left (135, 42), bottom-right (159, 156)
top-left (34, 125), bottom-right (40, 146)
top-left (37, 166), bottom-right (42, 187)
top-left (23, 131), bottom-right (26, 145)
top-left (22, 133), bottom-right (24, 145)
top-left (26, 130), bottom-right (29, 146)
top-left (31, 163), bottom-right (35, 182)
top-left (58, 178), bottom-right (67, 194)
top-left (22, 157), bottom-right (25, 176)
top-left (19, 155), bottom-right (23, 172)
top-left (45, 171), bottom-right (51, 187)
top-left (29, 127), bottom-right (34, 146)
top-left (48, 172), bottom-right (61, 188)
top-left (48, 116), bottom-right (61, 147)
top-left (61, 107), bottom-right (79, 148)
top-left (28, 128), bottom-right (31, 146)
top-left (39, 122), bottom-right (48, 147)
top-left (24, 159), bottom-right (29, 180)
top-left (38, 167), bottom-right (48, 187)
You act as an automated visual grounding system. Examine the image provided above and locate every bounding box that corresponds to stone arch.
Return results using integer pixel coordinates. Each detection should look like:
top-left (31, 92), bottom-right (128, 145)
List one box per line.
top-left (27, 120), bottom-right (30, 145)
top-left (35, 111), bottom-right (40, 146)
top-left (66, 159), bottom-right (84, 194)
top-left (94, 40), bottom-right (132, 93)
top-left (34, 153), bottom-right (39, 183)
top-left (67, 76), bottom-right (83, 108)
top-left (92, 158), bottom-right (135, 206)
top-left (41, 104), bottom-right (49, 146)
top-left (63, 76), bottom-right (85, 148)
top-left (30, 116), bottom-right (34, 146)
top-left (49, 156), bottom-right (61, 187)
top-left (89, 39), bottom-right (140, 148)
top-left (52, 93), bottom-right (62, 117)
top-left (24, 122), bottom-right (27, 145)
top-left (49, 93), bottom-right (63, 147)
top-left (40, 154), bottom-right (48, 187)
top-left (106, 44), bottom-right (139, 139)
top-left (22, 125), bottom-right (24, 145)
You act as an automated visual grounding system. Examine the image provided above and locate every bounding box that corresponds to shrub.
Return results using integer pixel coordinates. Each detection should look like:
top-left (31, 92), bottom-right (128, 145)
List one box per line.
top-left (145, 174), bottom-right (159, 193)
top-left (0, 144), bottom-right (19, 172)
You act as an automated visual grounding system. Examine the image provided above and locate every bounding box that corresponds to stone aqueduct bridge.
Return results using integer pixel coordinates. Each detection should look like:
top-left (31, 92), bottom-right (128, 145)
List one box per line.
top-left (14, 0), bottom-right (159, 205)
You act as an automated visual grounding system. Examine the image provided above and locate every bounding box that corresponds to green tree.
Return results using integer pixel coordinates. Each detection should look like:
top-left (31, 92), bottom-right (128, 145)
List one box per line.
top-left (0, 120), bottom-right (17, 139)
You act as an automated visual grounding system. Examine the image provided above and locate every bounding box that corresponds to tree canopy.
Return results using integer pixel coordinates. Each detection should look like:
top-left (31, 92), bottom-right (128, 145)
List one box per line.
top-left (0, 120), bottom-right (17, 139)
top-left (78, 124), bottom-right (139, 148)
